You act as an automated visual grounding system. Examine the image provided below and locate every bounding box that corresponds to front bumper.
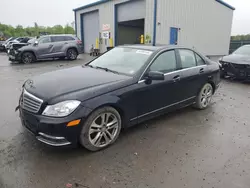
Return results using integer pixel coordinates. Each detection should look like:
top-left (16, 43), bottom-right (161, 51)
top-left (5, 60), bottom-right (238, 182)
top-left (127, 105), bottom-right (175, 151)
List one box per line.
top-left (19, 106), bottom-right (92, 147)
top-left (8, 49), bottom-right (21, 61)
top-left (220, 61), bottom-right (250, 80)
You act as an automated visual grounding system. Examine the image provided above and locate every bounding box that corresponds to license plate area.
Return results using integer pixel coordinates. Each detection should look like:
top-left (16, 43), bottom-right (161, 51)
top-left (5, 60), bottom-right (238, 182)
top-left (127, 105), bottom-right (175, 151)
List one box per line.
top-left (20, 109), bottom-right (38, 134)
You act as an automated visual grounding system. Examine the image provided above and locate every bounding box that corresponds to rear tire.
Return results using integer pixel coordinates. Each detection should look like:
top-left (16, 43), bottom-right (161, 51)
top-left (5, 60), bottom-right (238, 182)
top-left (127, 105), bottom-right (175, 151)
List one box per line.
top-left (67, 48), bottom-right (78, 60)
top-left (194, 83), bottom-right (214, 110)
top-left (79, 107), bottom-right (122, 151)
top-left (22, 52), bottom-right (35, 64)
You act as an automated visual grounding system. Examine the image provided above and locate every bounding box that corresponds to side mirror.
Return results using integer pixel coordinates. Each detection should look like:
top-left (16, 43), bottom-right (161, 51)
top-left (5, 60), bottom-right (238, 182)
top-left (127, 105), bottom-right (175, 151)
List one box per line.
top-left (34, 41), bottom-right (38, 45)
top-left (146, 71), bottom-right (165, 83)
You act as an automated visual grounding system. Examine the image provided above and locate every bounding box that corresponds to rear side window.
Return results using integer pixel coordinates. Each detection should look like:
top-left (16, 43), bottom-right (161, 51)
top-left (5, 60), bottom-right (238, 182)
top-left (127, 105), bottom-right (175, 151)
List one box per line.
top-left (52, 36), bottom-right (65, 42)
top-left (179, 49), bottom-right (196, 69)
top-left (64, 36), bottom-right (75, 41)
top-left (150, 50), bottom-right (177, 74)
top-left (195, 53), bottom-right (206, 66)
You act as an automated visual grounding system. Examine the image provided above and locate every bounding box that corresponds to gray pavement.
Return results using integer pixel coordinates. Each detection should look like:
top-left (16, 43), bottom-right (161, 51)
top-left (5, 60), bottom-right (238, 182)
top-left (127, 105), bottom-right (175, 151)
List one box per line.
top-left (0, 52), bottom-right (250, 188)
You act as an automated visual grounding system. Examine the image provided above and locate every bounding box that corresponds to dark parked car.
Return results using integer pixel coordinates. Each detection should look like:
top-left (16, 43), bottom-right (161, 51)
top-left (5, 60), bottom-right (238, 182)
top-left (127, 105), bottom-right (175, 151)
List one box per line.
top-left (9, 34), bottom-right (83, 64)
top-left (5, 37), bottom-right (29, 51)
top-left (18, 45), bottom-right (220, 151)
top-left (220, 45), bottom-right (250, 80)
top-left (0, 37), bottom-right (17, 51)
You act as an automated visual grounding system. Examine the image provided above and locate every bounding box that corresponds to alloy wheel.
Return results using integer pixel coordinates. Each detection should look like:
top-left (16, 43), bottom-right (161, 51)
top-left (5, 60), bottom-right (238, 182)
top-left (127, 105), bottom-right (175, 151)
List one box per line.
top-left (22, 54), bottom-right (32, 64)
top-left (68, 49), bottom-right (77, 60)
top-left (88, 112), bottom-right (119, 148)
top-left (200, 84), bottom-right (213, 108)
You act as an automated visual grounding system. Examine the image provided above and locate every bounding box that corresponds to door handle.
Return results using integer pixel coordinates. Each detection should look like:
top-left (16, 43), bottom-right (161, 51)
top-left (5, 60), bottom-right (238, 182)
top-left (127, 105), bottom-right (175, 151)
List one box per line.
top-left (64, 42), bottom-right (68, 44)
top-left (199, 68), bottom-right (205, 74)
top-left (48, 44), bottom-right (53, 48)
top-left (173, 75), bottom-right (181, 82)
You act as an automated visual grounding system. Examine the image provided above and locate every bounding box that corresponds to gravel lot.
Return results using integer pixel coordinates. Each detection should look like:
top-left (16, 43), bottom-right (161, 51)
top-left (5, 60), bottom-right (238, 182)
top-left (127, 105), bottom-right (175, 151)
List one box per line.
top-left (0, 52), bottom-right (250, 188)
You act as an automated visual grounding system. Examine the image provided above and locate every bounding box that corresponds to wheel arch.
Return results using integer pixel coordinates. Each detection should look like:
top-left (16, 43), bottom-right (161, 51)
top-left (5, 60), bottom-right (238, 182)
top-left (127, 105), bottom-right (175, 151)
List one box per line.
top-left (67, 47), bottom-right (79, 55)
top-left (207, 80), bottom-right (216, 94)
top-left (82, 95), bottom-right (127, 128)
top-left (21, 51), bottom-right (37, 60)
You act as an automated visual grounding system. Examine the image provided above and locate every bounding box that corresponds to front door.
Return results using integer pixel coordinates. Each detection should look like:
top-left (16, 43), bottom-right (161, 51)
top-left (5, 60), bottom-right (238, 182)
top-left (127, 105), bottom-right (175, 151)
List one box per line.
top-left (136, 50), bottom-right (182, 122)
top-left (170, 27), bottom-right (178, 45)
top-left (36, 36), bottom-right (53, 59)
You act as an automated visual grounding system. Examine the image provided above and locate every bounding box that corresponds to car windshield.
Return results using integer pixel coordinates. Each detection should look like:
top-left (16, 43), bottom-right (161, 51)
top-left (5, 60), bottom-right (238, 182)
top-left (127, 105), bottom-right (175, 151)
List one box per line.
top-left (89, 47), bottom-right (153, 76)
top-left (233, 46), bottom-right (250, 55)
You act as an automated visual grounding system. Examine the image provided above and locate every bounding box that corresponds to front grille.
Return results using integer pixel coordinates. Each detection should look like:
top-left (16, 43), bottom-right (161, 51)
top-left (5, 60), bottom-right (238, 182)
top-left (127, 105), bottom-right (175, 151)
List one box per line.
top-left (231, 63), bottom-right (246, 69)
top-left (21, 90), bottom-right (43, 113)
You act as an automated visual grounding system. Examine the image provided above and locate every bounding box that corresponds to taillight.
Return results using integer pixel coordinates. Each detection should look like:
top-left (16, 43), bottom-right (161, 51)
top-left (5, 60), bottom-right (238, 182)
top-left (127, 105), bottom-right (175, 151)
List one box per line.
top-left (77, 40), bottom-right (82, 45)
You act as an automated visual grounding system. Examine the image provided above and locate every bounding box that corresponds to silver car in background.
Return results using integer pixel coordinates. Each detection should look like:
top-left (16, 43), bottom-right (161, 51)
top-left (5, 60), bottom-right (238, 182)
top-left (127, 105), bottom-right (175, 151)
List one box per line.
top-left (8, 34), bottom-right (84, 64)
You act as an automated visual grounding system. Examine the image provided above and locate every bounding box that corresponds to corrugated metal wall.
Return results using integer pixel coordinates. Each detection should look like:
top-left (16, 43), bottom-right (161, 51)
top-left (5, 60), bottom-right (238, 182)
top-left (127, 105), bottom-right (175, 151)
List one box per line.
top-left (117, 0), bottom-right (146, 22)
top-left (156, 0), bottom-right (233, 56)
top-left (75, 0), bottom-right (233, 55)
top-left (75, 0), bottom-right (153, 53)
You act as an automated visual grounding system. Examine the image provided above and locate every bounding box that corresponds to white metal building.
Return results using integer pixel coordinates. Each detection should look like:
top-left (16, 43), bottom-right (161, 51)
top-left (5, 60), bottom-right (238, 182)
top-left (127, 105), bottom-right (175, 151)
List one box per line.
top-left (74, 0), bottom-right (235, 57)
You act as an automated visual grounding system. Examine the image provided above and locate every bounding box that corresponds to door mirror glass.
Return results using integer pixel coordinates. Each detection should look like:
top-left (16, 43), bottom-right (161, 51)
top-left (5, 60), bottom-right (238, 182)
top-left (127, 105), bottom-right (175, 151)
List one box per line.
top-left (147, 71), bottom-right (165, 81)
top-left (34, 41), bottom-right (38, 45)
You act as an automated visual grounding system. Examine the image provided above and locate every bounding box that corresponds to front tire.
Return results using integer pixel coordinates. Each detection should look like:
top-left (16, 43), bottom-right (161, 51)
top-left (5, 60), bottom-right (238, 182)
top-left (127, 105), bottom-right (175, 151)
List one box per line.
top-left (194, 83), bottom-right (214, 110)
top-left (22, 52), bottom-right (35, 64)
top-left (79, 107), bottom-right (122, 151)
top-left (67, 48), bottom-right (78, 60)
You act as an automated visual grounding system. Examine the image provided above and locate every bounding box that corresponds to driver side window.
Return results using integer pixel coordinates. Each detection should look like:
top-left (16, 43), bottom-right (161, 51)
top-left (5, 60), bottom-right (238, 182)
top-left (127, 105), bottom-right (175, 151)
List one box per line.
top-left (39, 37), bottom-right (51, 44)
top-left (150, 50), bottom-right (177, 74)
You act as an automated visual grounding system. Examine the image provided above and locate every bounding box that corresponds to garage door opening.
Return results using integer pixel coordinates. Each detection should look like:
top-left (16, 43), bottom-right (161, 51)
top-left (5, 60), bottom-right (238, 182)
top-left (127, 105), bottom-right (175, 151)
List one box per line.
top-left (117, 19), bottom-right (145, 45)
top-left (115, 0), bottom-right (145, 46)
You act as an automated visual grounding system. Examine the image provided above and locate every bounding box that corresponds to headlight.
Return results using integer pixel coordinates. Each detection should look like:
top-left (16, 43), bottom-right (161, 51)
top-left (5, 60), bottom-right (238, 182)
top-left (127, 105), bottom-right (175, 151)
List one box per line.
top-left (42, 100), bottom-right (81, 117)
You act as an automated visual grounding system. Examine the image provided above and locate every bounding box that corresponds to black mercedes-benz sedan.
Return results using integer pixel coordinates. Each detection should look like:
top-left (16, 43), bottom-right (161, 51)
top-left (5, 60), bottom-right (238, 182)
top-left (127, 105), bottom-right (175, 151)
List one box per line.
top-left (18, 45), bottom-right (220, 151)
top-left (220, 45), bottom-right (250, 80)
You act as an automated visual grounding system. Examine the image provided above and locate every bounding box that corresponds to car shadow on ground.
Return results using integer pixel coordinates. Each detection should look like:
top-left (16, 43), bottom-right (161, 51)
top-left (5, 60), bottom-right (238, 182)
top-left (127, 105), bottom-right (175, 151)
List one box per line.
top-left (14, 105), bottom-right (210, 158)
top-left (222, 77), bottom-right (250, 84)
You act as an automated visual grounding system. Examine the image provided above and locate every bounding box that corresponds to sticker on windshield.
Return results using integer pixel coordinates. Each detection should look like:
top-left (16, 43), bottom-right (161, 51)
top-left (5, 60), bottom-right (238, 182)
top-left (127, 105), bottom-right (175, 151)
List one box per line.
top-left (136, 50), bottom-right (153, 55)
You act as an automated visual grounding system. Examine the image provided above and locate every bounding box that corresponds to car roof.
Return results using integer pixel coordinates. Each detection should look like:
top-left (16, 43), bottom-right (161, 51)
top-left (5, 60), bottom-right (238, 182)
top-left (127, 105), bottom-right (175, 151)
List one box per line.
top-left (46, 34), bottom-right (75, 37)
top-left (120, 44), bottom-right (190, 52)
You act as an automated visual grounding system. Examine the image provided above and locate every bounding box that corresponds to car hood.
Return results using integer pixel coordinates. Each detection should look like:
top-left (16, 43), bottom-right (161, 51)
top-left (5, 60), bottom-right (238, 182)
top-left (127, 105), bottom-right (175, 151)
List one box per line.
top-left (24, 66), bottom-right (133, 103)
top-left (12, 43), bottom-right (29, 50)
top-left (222, 54), bottom-right (250, 65)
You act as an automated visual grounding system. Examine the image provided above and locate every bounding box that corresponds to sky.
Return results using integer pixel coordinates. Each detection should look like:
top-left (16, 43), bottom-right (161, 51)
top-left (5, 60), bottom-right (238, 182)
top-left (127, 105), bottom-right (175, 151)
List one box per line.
top-left (0, 0), bottom-right (249, 35)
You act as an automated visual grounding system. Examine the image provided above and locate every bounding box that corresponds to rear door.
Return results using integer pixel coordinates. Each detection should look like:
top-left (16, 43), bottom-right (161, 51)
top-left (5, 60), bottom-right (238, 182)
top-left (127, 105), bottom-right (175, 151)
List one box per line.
top-left (36, 36), bottom-right (53, 58)
top-left (177, 49), bottom-right (208, 100)
top-left (51, 36), bottom-right (66, 57)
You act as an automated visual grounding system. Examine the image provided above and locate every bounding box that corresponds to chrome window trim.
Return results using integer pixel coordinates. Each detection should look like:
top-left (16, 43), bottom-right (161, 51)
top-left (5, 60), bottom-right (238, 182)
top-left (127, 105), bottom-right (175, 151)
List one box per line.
top-left (138, 65), bottom-right (207, 84)
top-left (130, 96), bottom-right (196, 121)
top-left (138, 47), bottom-right (207, 83)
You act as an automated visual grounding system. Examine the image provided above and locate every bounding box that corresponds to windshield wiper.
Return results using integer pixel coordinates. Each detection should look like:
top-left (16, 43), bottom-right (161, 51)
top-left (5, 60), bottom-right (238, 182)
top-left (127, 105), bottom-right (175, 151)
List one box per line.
top-left (95, 66), bottom-right (119, 74)
top-left (83, 64), bottom-right (94, 68)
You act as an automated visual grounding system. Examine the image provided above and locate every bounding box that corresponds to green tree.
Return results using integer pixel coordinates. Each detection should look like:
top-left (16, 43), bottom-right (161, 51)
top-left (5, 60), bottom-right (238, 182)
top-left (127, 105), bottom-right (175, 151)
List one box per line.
top-left (64, 24), bottom-right (75, 34)
top-left (0, 23), bottom-right (75, 38)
